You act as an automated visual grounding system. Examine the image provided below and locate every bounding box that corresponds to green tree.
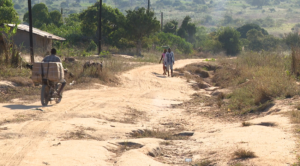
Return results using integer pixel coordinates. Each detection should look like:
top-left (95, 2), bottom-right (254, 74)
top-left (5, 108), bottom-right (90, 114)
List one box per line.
top-left (217, 27), bottom-right (242, 55)
top-left (284, 32), bottom-right (300, 48)
top-left (236, 23), bottom-right (268, 38)
top-left (203, 31), bottom-right (223, 54)
top-left (154, 32), bottom-right (192, 54)
top-left (23, 3), bottom-right (50, 28)
top-left (124, 7), bottom-right (160, 55)
top-left (0, 0), bottom-right (18, 24)
top-left (49, 10), bottom-right (63, 27)
top-left (79, 2), bottom-right (126, 47)
top-left (163, 20), bottom-right (178, 34)
top-left (194, 26), bottom-right (208, 49)
top-left (246, 29), bottom-right (280, 51)
top-left (65, 13), bottom-right (80, 26)
top-left (177, 16), bottom-right (196, 43)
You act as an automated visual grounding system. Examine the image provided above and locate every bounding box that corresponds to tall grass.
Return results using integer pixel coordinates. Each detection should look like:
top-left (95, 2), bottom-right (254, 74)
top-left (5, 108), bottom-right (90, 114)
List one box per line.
top-left (213, 51), bottom-right (299, 114)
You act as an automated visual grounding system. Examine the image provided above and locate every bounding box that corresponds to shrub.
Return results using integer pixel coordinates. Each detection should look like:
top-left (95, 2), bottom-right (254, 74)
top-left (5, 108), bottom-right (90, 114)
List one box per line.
top-left (236, 23), bottom-right (268, 38)
top-left (154, 32), bottom-right (193, 54)
top-left (217, 27), bottom-right (242, 55)
top-left (232, 148), bottom-right (256, 159)
top-left (86, 40), bottom-right (97, 52)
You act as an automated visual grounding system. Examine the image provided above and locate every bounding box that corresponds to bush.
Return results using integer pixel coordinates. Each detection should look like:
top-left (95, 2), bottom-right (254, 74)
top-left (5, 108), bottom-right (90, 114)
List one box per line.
top-left (245, 29), bottom-right (281, 51)
top-left (217, 27), bottom-right (242, 55)
top-left (153, 32), bottom-right (193, 54)
top-left (237, 23), bottom-right (269, 38)
top-left (86, 40), bottom-right (97, 52)
top-left (285, 32), bottom-right (300, 48)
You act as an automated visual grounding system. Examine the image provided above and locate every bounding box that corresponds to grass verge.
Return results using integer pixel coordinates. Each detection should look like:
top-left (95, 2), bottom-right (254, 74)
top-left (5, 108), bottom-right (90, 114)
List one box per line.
top-left (176, 51), bottom-right (300, 117)
top-left (213, 51), bottom-right (299, 114)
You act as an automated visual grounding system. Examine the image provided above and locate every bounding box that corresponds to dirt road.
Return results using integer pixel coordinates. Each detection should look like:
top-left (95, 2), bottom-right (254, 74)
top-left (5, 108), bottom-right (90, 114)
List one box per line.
top-left (0, 59), bottom-right (297, 166)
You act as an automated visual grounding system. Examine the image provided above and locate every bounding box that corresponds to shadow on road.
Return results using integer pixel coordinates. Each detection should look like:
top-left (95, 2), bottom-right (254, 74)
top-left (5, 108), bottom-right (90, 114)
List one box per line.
top-left (152, 72), bottom-right (167, 78)
top-left (3, 105), bottom-right (51, 110)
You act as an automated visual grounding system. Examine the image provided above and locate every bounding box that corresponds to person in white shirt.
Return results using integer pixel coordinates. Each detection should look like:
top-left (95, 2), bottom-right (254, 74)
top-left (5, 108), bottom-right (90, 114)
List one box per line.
top-left (165, 48), bottom-right (175, 77)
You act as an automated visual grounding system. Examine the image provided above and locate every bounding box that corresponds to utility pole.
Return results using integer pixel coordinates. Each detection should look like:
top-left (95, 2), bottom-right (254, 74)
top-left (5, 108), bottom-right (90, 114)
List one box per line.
top-left (61, 8), bottom-right (64, 22)
top-left (148, 0), bottom-right (150, 12)
top-left (98, 0), bottom-right (102, 55)
top-left (27, 0), bottom-right (34, 63)
top-left (161, 12), bottom-right (163, 31)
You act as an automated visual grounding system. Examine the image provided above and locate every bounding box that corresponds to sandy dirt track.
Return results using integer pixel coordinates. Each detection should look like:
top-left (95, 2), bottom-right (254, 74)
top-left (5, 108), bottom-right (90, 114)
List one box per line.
top-left (0, 59), bottom-right (297, 166)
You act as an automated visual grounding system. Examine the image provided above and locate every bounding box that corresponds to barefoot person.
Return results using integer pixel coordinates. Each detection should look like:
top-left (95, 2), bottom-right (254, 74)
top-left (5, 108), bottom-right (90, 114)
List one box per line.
top-left (159, 49), bottom-right (167, 75)
top-left (166, 48), bottom-right (175, 77)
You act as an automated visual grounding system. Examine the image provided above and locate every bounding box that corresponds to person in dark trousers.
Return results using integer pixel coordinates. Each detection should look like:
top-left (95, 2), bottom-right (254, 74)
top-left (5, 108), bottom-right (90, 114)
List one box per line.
top-left (165, 48), bottom-right (175, 77)
top-left (42, 48), bottom-right (66, 97)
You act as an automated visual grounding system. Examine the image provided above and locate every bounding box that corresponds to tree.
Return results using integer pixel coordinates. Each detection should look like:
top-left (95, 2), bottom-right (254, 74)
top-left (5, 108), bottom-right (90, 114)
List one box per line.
top-left (23, 3), bottom-right (50, 28)
top-left (247, 29), bottom-right (264, 41)
top-left (177, 16), bottom-right (196, 43)
top-left (49, 10), bottom-right (63, 27)
top-left (217, 27), bottom-right (242, 55)
top-left (124, 7), bottom-right (160, 55)
top-left (246, 29), bottom-right (280, 51)
top-left (163, 20), bottom-right (178, 34)
top-left (194, 26), bottom-right (208, 49)
top-left (284, 32), bottom-right (300, 48)
top-left (0, 0), bottom-right (18, 24)
top-left (154, 32), bottom-right (192, 54)
top-left (79, 2), bottom-right (126, 47)
top-left (236, 23), bottom-right (268, 38)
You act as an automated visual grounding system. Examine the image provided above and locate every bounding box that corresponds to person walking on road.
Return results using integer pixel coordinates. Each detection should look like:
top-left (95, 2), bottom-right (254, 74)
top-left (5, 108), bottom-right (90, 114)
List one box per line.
top-left (165, 48), bottom-right (175, 77)
top-left (159, 49), bottom-right (167, 75)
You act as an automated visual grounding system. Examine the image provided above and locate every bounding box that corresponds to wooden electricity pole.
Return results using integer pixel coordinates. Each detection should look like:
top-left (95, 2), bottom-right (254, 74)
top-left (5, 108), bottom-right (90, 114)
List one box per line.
top-left (161, 12), bottom-right (163, 31)
top-left (148, 0), bottom-right (150, 11)
top-left (98, 0), bottom-right (102, 55)
top-left (27, 0), bottom-right (34, 63)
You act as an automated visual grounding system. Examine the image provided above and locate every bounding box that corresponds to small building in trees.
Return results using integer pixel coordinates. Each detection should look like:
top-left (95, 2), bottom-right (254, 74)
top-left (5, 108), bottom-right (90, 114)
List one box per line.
top-left (0, 24), bottom-right (65, 55)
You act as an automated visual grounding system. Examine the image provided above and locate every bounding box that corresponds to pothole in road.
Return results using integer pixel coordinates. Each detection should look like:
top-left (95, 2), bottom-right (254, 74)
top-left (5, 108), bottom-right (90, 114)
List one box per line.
top-left (62, 129), bottom-right (103, 141)
top-left (106, 141), bottom-right (144, 157)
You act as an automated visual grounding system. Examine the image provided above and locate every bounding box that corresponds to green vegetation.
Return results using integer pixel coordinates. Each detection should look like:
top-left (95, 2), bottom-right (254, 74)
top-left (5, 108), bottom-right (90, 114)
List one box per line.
top-left (217, 27), bottom-right (242, 55)
top-left (22, 3), bottom-right (64, 30)
top-left (124, 8), bottom-right (160, 55)
top-left (2, 0), bottom-right (300, 56)
top-left (0, 0), bottom-right (18, 24)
